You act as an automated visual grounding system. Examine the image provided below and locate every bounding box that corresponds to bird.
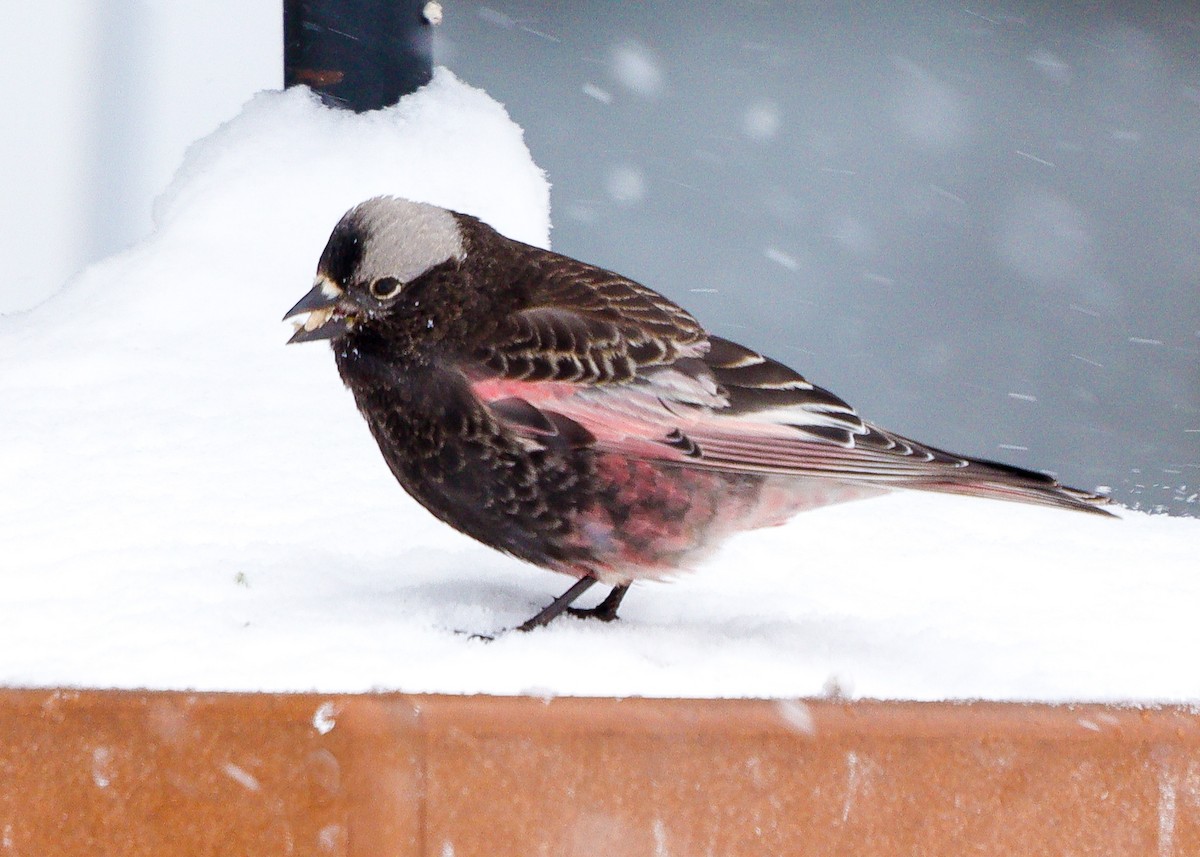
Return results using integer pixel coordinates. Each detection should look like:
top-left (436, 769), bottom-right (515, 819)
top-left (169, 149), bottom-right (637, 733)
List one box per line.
top-left (284, 196), bottom-right (1113, 632)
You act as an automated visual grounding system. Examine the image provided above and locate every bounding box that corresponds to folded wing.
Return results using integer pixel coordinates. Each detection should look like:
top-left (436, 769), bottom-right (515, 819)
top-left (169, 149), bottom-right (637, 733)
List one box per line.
top-left (467, 248), bottom-right (1113, 516)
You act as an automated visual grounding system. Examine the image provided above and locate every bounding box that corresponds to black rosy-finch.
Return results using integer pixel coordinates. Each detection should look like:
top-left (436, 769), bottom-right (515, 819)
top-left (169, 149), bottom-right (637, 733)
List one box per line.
top-left (285, 196), bottom-right (1112, 631)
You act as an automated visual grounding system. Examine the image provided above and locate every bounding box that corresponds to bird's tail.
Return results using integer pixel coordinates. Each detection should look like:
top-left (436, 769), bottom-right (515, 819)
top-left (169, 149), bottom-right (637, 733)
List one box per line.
top-left (915, 454), bottom-right (1116, 517)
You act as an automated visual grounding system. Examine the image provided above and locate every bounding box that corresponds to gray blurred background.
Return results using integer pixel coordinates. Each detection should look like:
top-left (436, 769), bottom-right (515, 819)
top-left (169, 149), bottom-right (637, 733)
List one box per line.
top-left (3, 1), bottom-right (1196, 515)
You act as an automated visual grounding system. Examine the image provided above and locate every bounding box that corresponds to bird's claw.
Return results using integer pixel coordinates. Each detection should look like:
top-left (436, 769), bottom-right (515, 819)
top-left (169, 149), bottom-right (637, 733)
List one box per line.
top-left (565, 605), bottom-right (621, 623)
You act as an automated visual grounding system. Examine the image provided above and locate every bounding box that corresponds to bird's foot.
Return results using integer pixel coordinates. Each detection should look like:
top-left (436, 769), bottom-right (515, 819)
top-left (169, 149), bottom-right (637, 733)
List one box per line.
top-left (514, 576), bottom-right (600, 632)
top-left (565, 605), bottom-right (620, 622)
top-left (457, 579), bottom-right (632, 637)
top-left (566, 583), bottom-right (630, 623)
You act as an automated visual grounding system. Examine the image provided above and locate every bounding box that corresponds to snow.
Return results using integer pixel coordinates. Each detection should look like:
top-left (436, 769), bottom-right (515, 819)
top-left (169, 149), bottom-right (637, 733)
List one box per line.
top-left (605, 165), bottom-right (647, 204)
top-left (742, 100), bottom-right (782, 141)
top-left (2, 68), bottom-right (1198, 702)
top-left (889, 56), bottom-right (970, 150)
top-left (608, 40), bottom-right (666, 99)
top-left (995, 188), bottom-right (1091, 284)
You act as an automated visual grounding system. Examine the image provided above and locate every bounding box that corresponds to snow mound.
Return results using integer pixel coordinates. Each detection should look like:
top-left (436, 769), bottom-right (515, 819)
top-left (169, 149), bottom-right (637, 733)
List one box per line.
top-left (1, 70), bottom-right (1197, 701)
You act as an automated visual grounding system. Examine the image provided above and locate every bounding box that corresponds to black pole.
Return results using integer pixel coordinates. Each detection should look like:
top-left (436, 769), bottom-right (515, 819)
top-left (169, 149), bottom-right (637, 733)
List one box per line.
top-left (284, 0), bottom-right (435, 112)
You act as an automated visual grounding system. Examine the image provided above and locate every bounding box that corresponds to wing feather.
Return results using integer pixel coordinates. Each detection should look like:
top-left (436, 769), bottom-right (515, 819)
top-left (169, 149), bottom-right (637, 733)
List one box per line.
top-left (476, 252), bottom-right (706, 385)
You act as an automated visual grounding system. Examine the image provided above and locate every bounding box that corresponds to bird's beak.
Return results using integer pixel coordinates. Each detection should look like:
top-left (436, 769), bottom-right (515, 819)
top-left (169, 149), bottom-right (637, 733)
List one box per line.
top-left (283, 276), bottom-right (355, 344)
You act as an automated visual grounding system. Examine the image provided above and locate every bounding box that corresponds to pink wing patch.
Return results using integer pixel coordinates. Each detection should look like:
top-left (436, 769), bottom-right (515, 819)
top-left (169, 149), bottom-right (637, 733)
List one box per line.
top-left (469, 370), bottom-right (892, 477)
top-left (468, 353), bottom-right (1110, 519)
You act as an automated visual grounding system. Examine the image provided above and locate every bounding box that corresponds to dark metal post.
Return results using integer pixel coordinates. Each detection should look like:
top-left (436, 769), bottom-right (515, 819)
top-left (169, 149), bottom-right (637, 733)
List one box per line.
top-left (284, 0), bottom-right (435, 112)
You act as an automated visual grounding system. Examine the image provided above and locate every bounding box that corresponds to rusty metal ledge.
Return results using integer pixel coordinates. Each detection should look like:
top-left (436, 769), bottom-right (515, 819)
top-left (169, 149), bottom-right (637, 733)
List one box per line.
top-left (1, 690), bottom-right (1197, 856)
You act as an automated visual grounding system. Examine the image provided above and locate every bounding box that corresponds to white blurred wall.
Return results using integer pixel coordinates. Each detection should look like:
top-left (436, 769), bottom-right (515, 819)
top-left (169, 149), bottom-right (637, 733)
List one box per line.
top-left (1, 2), bottom-right (281, 313)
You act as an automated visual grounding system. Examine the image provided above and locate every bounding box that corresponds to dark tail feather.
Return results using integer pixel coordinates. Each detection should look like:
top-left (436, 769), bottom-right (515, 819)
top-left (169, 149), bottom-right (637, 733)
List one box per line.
top-left (920, 455), bottom-right (1116, 517)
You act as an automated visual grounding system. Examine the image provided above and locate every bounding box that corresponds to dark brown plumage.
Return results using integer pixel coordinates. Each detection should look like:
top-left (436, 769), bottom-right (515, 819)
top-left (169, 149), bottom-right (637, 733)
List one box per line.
top-left (285, 196), bottom-right (1113, 631)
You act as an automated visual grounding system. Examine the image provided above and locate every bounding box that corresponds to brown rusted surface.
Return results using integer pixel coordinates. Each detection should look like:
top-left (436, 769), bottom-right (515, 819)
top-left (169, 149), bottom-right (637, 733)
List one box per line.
top-left (1, 691), bottom-right (1198, 856)
top-left (292, 68), bottom-right (346, 86)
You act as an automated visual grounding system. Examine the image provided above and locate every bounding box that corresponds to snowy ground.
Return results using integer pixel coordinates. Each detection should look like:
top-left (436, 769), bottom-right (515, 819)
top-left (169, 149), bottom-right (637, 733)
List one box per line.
top-left (2, 70), bottom-right (1196, 701)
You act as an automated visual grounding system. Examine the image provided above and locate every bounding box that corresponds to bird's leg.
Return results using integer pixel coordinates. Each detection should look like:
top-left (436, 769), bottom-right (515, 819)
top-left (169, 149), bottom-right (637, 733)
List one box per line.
top-left (516, 576), bottom-right (599, 632)
top-left (567, 583), bottom-right (630, 623)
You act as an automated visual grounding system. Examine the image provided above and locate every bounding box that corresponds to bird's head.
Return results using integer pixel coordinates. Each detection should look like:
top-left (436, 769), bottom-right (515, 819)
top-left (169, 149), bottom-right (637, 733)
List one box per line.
top-left (283, 196), bottom-right (466, 343)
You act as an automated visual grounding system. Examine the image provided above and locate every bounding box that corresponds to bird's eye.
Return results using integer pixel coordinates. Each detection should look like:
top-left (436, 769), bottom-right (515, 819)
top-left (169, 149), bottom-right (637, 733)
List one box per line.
top-left (370, 277), bottom-right (402, 300)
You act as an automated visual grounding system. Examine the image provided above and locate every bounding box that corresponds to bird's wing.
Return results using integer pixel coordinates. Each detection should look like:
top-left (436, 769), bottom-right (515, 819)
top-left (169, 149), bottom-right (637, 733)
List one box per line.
top-left (474, 330), bottom-right (965, 479)
top-left (474, 252), bottom-right (708, 385)
top-left (467, 260), bottom-right (1110, 514)
top-left (468, 251), bottom-right (955, 479)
